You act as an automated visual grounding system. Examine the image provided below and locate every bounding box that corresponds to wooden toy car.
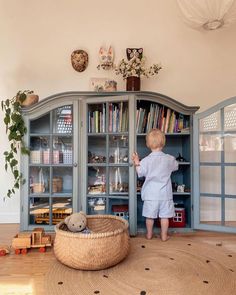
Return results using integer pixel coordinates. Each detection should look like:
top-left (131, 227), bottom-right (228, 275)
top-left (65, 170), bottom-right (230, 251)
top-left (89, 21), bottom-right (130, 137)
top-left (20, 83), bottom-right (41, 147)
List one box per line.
top-left (0, 245), bottom-right (10, 256)
top-left (12, 228), bottom-right (52, 254)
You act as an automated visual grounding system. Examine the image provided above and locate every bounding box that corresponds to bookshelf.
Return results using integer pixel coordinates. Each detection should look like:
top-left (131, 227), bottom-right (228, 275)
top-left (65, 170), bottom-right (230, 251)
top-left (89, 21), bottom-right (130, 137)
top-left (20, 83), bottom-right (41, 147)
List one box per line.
top-left (135, 99), bottom-right (193, 232)
top-left (20, 91), bottom-right (199, 234)
top-left (86, 99), bottom-right (130, 222)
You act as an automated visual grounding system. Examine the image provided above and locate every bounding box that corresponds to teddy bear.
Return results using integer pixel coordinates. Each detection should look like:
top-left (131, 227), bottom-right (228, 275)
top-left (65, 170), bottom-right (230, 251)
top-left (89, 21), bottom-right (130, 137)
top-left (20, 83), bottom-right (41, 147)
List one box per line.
top-left (64, 212), bottom-right (91, 233)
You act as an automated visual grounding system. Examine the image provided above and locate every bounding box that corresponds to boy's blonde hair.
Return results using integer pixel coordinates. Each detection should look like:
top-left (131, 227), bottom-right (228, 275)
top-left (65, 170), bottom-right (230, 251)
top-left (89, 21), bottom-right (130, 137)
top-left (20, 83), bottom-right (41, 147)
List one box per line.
top-left (146, 129), bottom-right (166, 150)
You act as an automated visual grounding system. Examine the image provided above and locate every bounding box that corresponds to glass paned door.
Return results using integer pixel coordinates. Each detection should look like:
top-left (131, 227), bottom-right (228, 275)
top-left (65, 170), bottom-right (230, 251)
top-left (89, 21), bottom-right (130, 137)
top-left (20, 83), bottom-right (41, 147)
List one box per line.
top-left (194, 102), bottom-right (236, 232)
top-left (28, 105), bottom-right (73, 229)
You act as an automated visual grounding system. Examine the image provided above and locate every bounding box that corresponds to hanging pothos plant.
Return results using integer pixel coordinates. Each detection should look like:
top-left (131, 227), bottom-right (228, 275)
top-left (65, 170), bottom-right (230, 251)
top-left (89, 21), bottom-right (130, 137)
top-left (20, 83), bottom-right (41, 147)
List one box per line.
top-left (1, 90), bottom-right (34, 198)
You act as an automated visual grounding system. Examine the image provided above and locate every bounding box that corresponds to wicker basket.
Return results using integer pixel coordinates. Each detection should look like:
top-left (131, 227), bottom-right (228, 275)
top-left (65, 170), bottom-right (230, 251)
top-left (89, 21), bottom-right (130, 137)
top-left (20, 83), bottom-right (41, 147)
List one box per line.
top-left (32, 183), bottom-right (45, 193)
top-left (54, 215), bottom-right (130, 270)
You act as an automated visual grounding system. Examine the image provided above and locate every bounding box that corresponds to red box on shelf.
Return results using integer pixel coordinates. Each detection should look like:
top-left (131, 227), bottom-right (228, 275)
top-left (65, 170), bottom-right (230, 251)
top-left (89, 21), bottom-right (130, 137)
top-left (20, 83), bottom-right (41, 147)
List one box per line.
top-left (169, 208), bottom-right (186, 228)
top-left (157, 208), bottom-right (186, 228)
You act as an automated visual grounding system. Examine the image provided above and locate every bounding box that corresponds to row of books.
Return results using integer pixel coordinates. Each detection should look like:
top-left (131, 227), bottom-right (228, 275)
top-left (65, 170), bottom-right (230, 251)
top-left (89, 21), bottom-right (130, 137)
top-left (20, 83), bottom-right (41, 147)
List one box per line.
top-left (88, 102), bottom-right (129, 133)
top-left (88, 104), bottom-right (106, 133)
top-left (108, 102), bottom-right (128, 133)
top-left (136, 104), bottom-right (189, 134)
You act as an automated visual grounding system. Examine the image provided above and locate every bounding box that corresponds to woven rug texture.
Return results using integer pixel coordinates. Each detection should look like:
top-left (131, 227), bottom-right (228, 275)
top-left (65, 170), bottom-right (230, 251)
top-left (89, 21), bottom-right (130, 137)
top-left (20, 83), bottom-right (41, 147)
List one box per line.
top-left (45, 237), bottom-right (236, 295)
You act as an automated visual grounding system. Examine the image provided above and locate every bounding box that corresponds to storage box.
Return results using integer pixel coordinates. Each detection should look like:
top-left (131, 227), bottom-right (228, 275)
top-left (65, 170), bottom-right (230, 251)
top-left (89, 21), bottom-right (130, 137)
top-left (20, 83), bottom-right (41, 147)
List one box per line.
top-left (63, 150), bottom-right (72, 164)
top-left (52, 177), bottom-right (63, 193)
top-left (30, 150), bottom-right (42, 164)
top-left (43, 150), bottom-right (50, 164)
top-left (53, 150), bottom-right (63, 164)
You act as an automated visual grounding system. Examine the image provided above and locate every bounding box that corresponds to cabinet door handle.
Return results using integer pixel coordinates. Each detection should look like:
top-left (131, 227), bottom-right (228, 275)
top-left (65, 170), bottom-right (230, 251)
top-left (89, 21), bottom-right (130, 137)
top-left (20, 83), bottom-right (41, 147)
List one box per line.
top-left (129, 162), bottom-right (133, 167)
top-left (73, 162), bottom-right (78, 167)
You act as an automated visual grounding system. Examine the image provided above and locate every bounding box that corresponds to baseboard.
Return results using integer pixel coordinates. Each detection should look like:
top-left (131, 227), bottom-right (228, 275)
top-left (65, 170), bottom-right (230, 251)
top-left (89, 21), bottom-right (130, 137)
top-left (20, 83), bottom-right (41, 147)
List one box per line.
top-left (0, 212), bottom-right (20, 223)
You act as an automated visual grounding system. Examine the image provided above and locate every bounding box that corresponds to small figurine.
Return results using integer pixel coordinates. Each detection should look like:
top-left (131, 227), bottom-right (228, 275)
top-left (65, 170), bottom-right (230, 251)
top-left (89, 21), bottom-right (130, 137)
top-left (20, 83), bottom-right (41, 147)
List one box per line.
top-left (176, 153), bottom-right (187, 162)
top-left (177, 184), bottom-right (185, 193)
top-left (64, 212), bottom-right (91, 233)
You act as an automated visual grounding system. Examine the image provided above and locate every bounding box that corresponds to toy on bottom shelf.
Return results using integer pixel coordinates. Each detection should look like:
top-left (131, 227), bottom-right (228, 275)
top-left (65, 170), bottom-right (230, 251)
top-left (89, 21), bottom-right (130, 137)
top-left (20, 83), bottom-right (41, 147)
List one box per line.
top-left (112, 204), bottom-right (129, 220)
top-left (0, 245), bottom-right (10, 256)
top-left (12, 228), bottom-right (52, 254)
top-left (64, 212), bottom-right (91, 233)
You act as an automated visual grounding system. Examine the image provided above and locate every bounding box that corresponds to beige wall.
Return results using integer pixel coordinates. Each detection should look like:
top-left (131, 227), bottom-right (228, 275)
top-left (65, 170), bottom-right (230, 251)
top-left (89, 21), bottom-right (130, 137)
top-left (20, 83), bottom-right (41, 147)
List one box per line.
top-left (1, 0), bottom-right (236, 222)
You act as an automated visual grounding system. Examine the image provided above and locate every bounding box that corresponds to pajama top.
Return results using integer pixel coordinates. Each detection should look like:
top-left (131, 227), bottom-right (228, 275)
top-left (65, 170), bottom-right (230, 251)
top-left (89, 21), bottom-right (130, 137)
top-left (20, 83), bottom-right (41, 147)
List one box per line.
top-left (137, 151), bottom-right (179, 201)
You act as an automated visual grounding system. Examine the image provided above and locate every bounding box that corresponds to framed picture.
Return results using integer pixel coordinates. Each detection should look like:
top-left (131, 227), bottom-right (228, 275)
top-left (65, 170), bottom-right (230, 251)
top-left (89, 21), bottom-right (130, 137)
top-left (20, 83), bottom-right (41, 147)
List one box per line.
top-left (90, 78), bottom-right (117, 92)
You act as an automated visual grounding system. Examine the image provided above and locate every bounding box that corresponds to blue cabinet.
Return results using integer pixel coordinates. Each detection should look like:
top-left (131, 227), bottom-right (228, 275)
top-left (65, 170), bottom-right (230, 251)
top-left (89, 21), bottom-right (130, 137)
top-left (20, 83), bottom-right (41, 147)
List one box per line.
top-left (21, 91), bottom-right (199, 235)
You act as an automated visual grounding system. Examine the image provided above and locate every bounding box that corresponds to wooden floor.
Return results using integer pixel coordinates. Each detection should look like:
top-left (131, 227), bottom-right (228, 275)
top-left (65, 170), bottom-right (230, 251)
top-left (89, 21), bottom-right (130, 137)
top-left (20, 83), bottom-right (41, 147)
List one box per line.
top-left (1, 224), bottom-right (236, 295)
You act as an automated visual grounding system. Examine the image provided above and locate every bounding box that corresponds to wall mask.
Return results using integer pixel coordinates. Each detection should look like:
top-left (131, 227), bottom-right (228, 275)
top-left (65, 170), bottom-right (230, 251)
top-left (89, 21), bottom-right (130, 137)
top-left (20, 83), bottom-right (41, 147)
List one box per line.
top-left (71, 49), bottom-right (89, 72)
top-left (97, 46), bottom-right (114, 70)
top-left (126, 48), bottom-right (143, 60)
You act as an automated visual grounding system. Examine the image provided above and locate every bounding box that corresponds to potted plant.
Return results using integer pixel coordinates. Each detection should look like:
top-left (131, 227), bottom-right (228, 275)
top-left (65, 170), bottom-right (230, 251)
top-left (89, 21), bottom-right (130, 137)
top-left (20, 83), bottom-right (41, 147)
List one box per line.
top-left (115, 56), bottom-right (162, 91)
top-left (1, 90), bottom-right (38, 198)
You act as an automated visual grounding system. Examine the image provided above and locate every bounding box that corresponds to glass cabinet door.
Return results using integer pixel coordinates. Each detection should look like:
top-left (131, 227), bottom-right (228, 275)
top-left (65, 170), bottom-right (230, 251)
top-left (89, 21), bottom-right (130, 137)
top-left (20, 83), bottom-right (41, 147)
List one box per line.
top-left (194, 102), bottom-right (236, 232)
top-left (28, 105), bottom-right (73, 228)
top-left (86, 100), bottom-right (129, 223)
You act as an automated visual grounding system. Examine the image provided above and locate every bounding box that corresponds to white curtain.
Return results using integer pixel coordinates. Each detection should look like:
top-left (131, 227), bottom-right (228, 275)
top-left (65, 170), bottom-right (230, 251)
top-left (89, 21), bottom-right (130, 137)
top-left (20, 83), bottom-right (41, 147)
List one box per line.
top-left (177, 0), bottom-right (236, 30)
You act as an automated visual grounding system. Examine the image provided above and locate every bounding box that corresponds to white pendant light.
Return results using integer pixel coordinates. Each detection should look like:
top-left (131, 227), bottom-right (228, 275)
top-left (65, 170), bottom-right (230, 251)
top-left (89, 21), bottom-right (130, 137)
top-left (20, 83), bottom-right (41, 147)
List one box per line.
top-left (177, 0), bottom-right (236, 30)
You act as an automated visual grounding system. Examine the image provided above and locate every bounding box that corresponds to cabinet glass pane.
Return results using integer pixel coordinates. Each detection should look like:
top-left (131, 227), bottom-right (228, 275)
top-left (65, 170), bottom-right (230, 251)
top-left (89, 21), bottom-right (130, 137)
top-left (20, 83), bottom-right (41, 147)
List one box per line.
top-left (109, 135), bottom-right (129, 164)
top-left (53, 136), bottom-right (72, 164)
top-left (225, 198), bottom-right (236, 227)
top-left (29, 197), bottom-right (49, 225)
top-left (87, 197), bottom-right (106, 214)
top-left (88, 167), bottom-right (106, 195)
top-left (199, 134), bottom-right (222, 162)
top-left (109, 198), bottom-right (129, 220)
top-left (52, 167), bottom-right (73, 193)
top-left (88, 103), bottom-right (106, 133)
top-left (225, 167), bottom-right (236, 195)
top-left (224, 103), bottom-right (236, 131)
top-left (30, 167), bottom-right (50, 194)
top-left (200, 166), bottom-right (221, 194)
top-left (199, 111), bottom-right (221, 132)
top-left (200, 197), bottom-right (221, 225)
top-left (108, 101), bottom-right (128, 132)
top-left (52, 105), bottom-right (73, 134)
top-left (109, 167), bottom-right (129, 194)
top-left (88, 136), bottom-right (106, 163)
top-left (224, 135), bottom-right (236, 163)
top-left (30, 136), bottom-right (50, 164)
top-left (52, 197), bottom-right (72, 224)
top-left (30, 113), bottom-right (50, 134)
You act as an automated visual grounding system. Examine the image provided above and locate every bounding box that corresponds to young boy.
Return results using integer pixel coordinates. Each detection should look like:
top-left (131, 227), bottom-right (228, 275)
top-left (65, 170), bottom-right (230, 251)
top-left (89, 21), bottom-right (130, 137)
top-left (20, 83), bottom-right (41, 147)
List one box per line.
top-left (132, 129), bottom-right (178, 241)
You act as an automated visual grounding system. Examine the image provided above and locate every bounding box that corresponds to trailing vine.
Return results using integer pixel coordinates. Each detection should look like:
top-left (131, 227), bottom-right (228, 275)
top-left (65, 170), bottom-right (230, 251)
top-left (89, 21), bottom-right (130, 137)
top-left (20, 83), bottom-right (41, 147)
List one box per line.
top-left (1, 90), bottom-right (32, 198)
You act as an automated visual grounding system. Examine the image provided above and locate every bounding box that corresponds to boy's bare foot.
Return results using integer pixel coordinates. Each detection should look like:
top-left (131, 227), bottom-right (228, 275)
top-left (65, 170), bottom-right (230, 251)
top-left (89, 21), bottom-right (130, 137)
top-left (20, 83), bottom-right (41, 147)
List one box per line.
top-left (146, 233), bottom-right (153, 240)
top-left (161, 235), bottom-right (170, 242)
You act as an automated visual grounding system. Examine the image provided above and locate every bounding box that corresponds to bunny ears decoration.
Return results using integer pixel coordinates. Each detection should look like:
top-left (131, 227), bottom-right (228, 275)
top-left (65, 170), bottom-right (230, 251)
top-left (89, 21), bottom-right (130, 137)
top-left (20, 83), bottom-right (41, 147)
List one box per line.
top-left (97, 46), bottom-right (114, 70)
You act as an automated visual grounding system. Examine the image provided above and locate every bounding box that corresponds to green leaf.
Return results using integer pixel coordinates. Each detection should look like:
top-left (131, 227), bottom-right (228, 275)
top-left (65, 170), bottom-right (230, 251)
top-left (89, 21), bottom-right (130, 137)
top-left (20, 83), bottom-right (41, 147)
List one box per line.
top-left (13, 170), bottom-right (19, 179)
top-left (14, 182), bottom-right (19, 189)
top-left (4, 115), bottom-right (10, 125)
top-left (10, 159), bottom-right (18, 167)
top-left (4, 163), bottom-right (8, 171)
top-left (19, 93), bottom-right (26, 103)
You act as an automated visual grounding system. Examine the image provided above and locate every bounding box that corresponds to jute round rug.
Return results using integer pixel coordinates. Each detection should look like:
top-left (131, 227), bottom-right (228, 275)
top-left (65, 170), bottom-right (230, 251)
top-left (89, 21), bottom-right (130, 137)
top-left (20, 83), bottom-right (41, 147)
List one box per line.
top-left (45, 237), bottom-right (236, 295)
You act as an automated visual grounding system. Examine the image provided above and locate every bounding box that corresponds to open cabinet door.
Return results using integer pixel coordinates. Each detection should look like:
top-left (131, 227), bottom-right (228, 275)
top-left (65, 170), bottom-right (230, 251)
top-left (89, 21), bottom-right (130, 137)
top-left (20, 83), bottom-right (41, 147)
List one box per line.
top-left (193, 97), bottom-right (236, 233)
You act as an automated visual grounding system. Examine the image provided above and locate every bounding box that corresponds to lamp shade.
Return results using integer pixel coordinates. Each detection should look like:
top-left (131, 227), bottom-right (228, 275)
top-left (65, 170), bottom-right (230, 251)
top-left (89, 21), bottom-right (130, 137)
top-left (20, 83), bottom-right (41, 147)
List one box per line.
top-left (177, 0), bottom-right (236, 30)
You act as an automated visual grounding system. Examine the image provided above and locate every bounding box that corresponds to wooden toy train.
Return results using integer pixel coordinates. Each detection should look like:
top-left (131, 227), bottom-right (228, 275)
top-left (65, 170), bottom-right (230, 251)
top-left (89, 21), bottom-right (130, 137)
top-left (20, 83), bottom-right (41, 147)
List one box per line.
top-left (12, 228), bottom-right (52, 254)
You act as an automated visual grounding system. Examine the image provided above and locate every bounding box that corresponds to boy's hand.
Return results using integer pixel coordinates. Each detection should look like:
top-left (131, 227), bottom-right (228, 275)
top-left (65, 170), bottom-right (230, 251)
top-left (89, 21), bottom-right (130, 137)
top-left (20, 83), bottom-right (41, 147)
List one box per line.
top-left (132, 152), bottom-right (140, 166)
